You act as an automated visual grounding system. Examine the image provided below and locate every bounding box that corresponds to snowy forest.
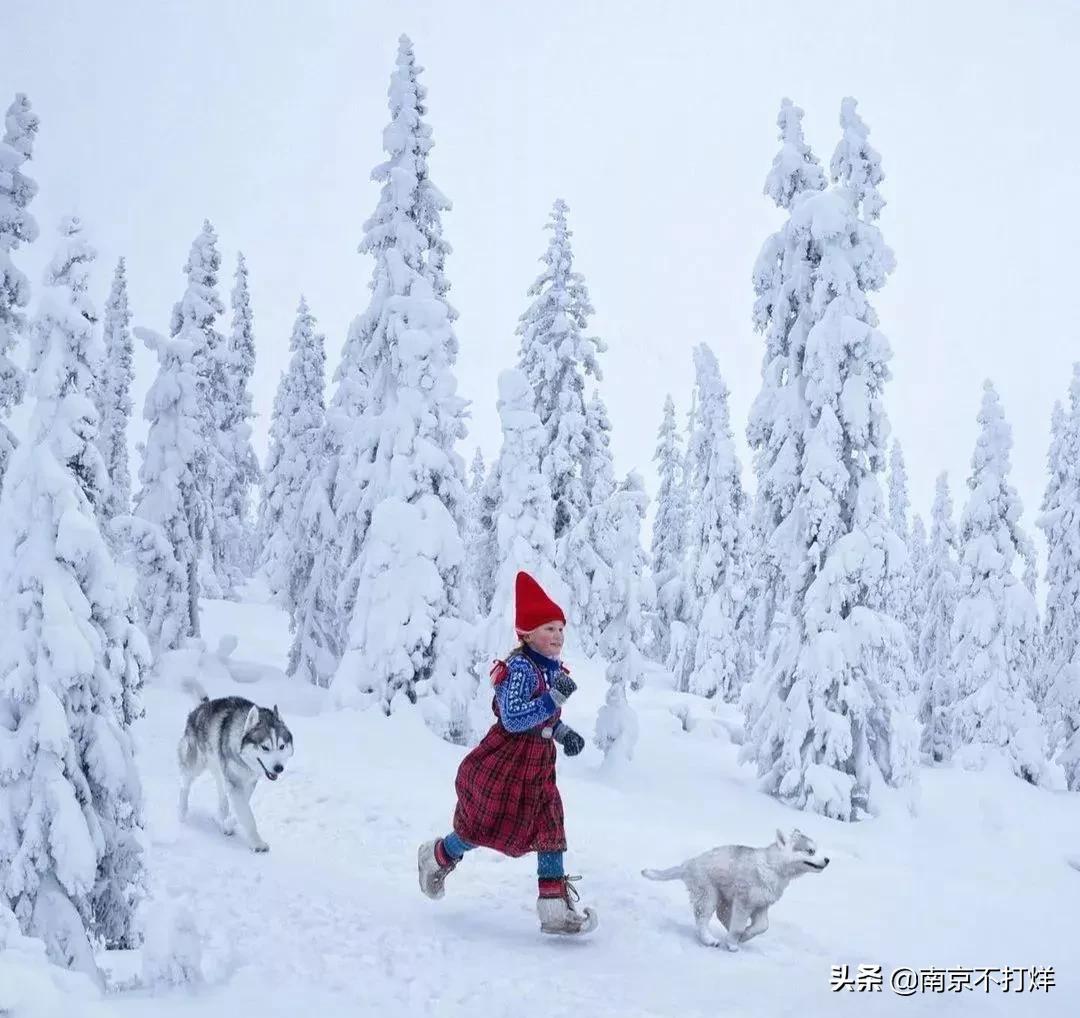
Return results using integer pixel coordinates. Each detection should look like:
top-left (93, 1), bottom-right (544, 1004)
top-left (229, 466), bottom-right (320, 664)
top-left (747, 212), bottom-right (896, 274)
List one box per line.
top-left (3, 19), bottom-right (1079, 1018)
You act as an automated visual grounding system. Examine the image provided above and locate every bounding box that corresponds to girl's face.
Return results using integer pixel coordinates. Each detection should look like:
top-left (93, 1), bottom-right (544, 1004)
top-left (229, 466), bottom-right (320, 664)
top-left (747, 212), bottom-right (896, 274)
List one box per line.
top-left (525, 621), bottom-right (565, 659)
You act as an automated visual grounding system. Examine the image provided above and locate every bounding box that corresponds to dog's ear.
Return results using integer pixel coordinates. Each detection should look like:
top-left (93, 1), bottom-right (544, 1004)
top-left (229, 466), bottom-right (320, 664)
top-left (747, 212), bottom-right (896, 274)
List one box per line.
top-left (791, 827), bottom-right (803, 840)
top-left (775, 828), bottom-right (787, 847)
top-left (242, 705), bottom-right (260, 737)
top-left (272, 704), bottom-right (280, 718)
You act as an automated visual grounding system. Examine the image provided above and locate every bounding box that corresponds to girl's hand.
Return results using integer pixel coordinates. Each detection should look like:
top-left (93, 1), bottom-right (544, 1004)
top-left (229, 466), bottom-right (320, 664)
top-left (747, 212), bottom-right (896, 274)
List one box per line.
top-left (549, 671), bottom-right (577, 706)
top-left (553, 721), bottom-right (585, 756)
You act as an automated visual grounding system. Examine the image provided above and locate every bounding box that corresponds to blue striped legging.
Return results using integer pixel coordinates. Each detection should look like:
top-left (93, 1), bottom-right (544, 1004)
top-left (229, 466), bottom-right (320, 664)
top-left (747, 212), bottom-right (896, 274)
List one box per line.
top-left (442, 831), bottom-right (564, 878)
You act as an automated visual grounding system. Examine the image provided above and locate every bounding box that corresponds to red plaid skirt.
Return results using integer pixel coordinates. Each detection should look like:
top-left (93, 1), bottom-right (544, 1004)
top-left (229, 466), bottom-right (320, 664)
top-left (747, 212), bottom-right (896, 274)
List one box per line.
top-left (452, 704), bottom-right (567, 857)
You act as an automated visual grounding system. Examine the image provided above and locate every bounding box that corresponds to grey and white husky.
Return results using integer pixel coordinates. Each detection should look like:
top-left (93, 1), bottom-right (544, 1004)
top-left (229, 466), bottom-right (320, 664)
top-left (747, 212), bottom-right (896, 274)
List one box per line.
top-left (643, 828), bottom-right (830, 949)
top-left (177, 678), bottom-right (294, 853)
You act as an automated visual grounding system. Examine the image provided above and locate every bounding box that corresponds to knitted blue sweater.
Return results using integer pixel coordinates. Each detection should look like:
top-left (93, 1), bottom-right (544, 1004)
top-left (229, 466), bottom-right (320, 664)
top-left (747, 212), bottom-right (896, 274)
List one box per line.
top-left (495, 646), bottom-right (561, 733)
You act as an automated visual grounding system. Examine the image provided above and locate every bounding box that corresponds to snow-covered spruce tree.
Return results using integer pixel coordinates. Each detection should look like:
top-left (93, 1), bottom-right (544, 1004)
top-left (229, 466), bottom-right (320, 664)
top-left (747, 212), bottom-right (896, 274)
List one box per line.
top-left (594, 472), bottom-right (655, 765)
top-left (169, 221), bottom-right (226, 597)
top-left (950, 381), bottom-right (1047, 784)
top-left (259, 297), bottom-right (326, 608)
top-left (745, 98), bottom-right (827, 654)
top-left (740, 99), bottom-right (917, 821)
top-left (908, 512), bottom-right (928, 666)
top-left (517, 199), bottom-right (605, 540)
top-left (677, 344), bottom-right (752, 701)
top-left (215, 252), bottom-right (260, 586)
top-left (99, 258), bottom-right (135, 520)
top-left (134, 326), bottom-right (205, 644)
top-left (887, 439), bottom-right (916, 682)
top-left (469, 457), bottom-right (501, 619)
top-left (582, 388), bottom-right (616, 505)
top-left (288, 446), bottom-right (341, 689)
top-left (330, 35), bottom-right (463, 655)
top-left (1037, 372), bottom-right (1080, 788)
top-left (108, 514), bottom-right (187, 661)
top-left (480, 370), bottom-right (562, 658)
top-left (0, 217), bottom-right (149, 978)
top-left (462, 446), bottom-right (491, 621)
top-left (0, 93), bottom-right (39, 488)
top-left (650, 394), bottom-right (687, 663)
top-left (917, 474), bottom-right (959, 763)
top-left (331, 37), bottom-right (471, 734)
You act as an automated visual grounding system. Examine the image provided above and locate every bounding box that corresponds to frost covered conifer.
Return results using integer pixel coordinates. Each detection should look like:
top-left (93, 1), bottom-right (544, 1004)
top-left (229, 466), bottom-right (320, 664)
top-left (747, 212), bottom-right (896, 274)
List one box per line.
top-left (99, 259), bottom-right (135, 519)
top-left (650, 395), bottom-right (687, 662)
top-left (908, 513), bottom-right (928, 663)
top-left (134, 326), bottom-right (204, 644)
top-left (480, 370), bottom-right (561, 655)
top-left (740, 99), bottom-right (917, 821)
top-left (288, 450), bottom-right (341, 689)
top-left (216, 252), bottom-right (260, 585)
top-left (331, 37), bottom-right (470, 729)
top-left (0, 93), bottom-right (39, 487)
top-left (0, 217), bottom-right (148, 978)
top-left (1037, 373), bottom-right (1080, 788)
top-left (582, 389), bottom-right (616, 504)
top-left (517, 199), bottom-right (604, 540)
top-left (950, 382), bottom-right (1047, 784)
top-left (593, 472), bottom-right (655, 765)
top-left (917, 474), bottom-right (959, 762)
top-left (108, 514), bottom-right (187, 660)
top-left (746, 99), bottom-right (827, 645)
top-left (260, 298), bottom-right (326, 608)
top-left (677, 345), bottom-right (751, 700)
top-left (169, 221), bottom-right (226, 596)
top-left (462, 447), bottom-right (494, 621)
top-left (887, 439), bottom-right (916, 671)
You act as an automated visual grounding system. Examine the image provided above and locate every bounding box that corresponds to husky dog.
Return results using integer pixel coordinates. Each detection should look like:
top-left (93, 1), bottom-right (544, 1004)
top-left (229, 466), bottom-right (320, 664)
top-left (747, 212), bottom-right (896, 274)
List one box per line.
top-left (177, 678), bottom-right (294, 853)
top-left (642, 828), bottom-right (829, 950)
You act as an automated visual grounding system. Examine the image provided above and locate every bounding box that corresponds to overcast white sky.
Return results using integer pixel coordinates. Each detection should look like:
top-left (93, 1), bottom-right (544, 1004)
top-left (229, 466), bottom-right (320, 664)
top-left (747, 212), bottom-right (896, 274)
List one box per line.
top-left (5, 0), bottom-right (1080, 560)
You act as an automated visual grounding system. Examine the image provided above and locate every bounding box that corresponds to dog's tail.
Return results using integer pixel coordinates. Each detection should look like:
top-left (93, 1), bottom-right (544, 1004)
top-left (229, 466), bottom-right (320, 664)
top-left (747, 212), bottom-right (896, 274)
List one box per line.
top-left (180, 677), bottom-right (210, 704)
top-left (641, 864), bottom-right (686, 882)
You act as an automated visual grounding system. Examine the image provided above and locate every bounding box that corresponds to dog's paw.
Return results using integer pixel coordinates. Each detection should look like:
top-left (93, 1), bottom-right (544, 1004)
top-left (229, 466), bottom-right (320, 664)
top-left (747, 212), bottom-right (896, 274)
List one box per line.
top-left (724, 936), bottom-right (741, 952)
top-left (698, 933), bottom-right (723, 948)
top-left (251, 840), bottom-right (270, 854)
top-left (222, 817), bottom-right (237, 837)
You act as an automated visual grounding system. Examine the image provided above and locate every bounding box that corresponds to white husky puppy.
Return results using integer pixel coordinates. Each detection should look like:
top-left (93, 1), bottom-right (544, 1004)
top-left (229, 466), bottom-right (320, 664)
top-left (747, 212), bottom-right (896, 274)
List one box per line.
top-left (643, 828), bottom-right (829, 949)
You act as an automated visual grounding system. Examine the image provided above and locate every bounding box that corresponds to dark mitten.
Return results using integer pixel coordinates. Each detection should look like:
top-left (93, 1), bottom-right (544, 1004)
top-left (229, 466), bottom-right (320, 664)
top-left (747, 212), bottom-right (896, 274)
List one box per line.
top-left (548, 670), bottom-right (578, 706)
top-left (553, 721), bottom-right (585, 756)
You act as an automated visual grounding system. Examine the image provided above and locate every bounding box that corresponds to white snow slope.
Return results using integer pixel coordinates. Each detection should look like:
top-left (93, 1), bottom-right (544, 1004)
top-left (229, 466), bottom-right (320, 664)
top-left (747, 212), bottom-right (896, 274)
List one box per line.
top-left (6, 586), bottom-right (1079, 1018)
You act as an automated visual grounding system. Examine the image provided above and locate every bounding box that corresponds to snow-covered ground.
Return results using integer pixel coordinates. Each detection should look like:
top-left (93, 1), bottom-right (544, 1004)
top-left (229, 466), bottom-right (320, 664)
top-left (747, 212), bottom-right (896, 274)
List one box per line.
top-left (12, 588), bottom-right (1079, 1018)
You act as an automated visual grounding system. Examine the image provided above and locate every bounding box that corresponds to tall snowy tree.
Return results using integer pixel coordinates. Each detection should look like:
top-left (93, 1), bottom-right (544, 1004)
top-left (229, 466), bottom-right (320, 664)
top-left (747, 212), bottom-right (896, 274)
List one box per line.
top-left (259, 298), bottom-right (326, 609)
top-left (288, 447), bottom-right (341, 689)
top-left (908, 512), bottom-right (928, 664)
top-left (887, 439), bottom-right (916, 681)
top-left (582, 389), bottom-right (616, 505)
top-left (1037, 374), bottom-right (1080, 788)
top-left (330, 37), bottom-right (470, 729)
top-left (677, 345), bottom-right (751, 700)
top-left (650, 394), bottom-right (687, 663)
top-left (98, 258), bottom-right (135, 520)
top-left (950, 381), bottom-right (1047, 784)
top-left (594, 472), bottom-right (655, 765)
top-left (462, 447), bottom-right (492, 621)
top-left (517, 199), bottom-right (605, 540)
top-left (480, 370), bottom-right (561, 658)
top-left (169, 221), bottom-right (226, 597)
top-left (740, 99), bottom-right (917, 821)
top-left (0, 217), bottom-right (148, 980)
top-left (745, 98), bottom-right (827, 651)
top-left (917, 474), bottom-right (959, 763)
top-left (215, 252), bottom-right (260, 588)
top-left (134, 326), bottom-right (204, 644)
top-left (0, 93), bottom-right (38, 488)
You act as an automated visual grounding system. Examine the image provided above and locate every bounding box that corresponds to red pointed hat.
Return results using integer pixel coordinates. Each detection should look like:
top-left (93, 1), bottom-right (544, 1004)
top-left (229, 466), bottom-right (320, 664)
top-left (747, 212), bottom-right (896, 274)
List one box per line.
top-left (515, 571), bottom-right (565, 634)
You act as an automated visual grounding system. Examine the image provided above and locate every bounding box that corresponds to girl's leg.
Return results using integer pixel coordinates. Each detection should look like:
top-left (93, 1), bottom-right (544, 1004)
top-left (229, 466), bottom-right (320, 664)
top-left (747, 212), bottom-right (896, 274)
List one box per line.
top-left (436, 831), bottom-right (475, 868)
top-left (536, 850), bottom-right (565, 897)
